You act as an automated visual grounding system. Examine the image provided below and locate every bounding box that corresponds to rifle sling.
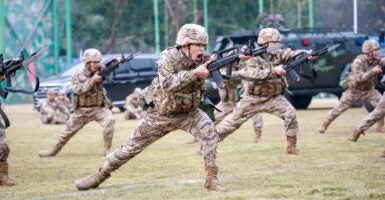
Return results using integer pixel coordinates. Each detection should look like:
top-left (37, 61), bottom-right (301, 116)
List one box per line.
top-left (3, 76), bottom-right (39, 94)
top-left (0, 107), bottom-right (10, 129)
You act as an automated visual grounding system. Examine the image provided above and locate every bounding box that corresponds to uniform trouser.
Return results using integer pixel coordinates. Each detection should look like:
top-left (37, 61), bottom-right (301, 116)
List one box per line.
top-left (41, 111), bottom-right (69, 124)
top-left (357, 93), bottom-right (385, 131)
top-left (0, 129), bottom-right (9, 162)
top-left (214, 101), bottom-right (263, 132)
top-left (100, 108), bottom-right (218, 174)
top-left (323, 88), bottom-right (383, 125)
top-left (216, 94), bottom-right (298, 141)
top-left (57, 107), bottom-right (115, 148)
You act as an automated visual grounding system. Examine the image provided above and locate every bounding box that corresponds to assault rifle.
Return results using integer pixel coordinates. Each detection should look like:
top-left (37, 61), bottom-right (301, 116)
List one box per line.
top-left (0, 49), bottom-right (44, 128)
top-left (0, 49), bottom-right (44, 98)
top-left (98, 54), bottom-right (134, 78)
top-left (283, 43), bottom-right (340, 81)
top-left (207, 43), bottom-right (282, 87)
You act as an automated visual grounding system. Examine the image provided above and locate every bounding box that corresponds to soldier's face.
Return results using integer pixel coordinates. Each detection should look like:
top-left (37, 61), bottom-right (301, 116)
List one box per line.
top-left (370, 49), bottom-right (380, 60)
top-left (267, 41), bottom-right (280, 55)
top-left (88, 61), bottom-right (101, 73)
top-left (185, 43), bottom-right (206, 63)
top-left (47, 93), bottom-right (56, 100)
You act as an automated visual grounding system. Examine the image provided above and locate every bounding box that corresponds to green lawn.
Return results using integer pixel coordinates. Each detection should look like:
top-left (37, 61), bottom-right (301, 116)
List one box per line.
top-left (1, 99), bottom-right (384, 200)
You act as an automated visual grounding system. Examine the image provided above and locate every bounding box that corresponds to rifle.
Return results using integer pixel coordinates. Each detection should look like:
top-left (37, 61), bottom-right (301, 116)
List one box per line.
top-left (0, 49), bottom-right (44, 98)
top-left (98, 54), bottom-right (134, 78)
top-left (207, 43), bottom-right (282, 87)
top-left (0, 49), bottom-right (44, 128)
top-left (283, 43), bottom-right (340, 81)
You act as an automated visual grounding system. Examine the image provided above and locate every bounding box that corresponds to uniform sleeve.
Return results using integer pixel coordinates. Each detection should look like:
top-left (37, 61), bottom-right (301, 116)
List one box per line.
top-left (156, 56), bottom-right (198, 92)
top-left (71, 72), bottom-right (95, 94)
top-left (40, 102), bottom-right (48, 115)
top-left (351, 58), bottom-right (376, 83)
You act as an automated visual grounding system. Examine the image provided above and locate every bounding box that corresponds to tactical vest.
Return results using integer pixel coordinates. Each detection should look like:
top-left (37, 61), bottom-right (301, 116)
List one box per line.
top-left (346, 55), bottom-right (380, 91)
top-left (72, 70), bottom-right (106, 109)
top-left (148, 47), bottom-right (205, 115)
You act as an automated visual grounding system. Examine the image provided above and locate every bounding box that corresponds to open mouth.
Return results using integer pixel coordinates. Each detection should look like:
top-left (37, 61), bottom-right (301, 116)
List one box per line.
top-left (195, 53), bottom-right (204, 62)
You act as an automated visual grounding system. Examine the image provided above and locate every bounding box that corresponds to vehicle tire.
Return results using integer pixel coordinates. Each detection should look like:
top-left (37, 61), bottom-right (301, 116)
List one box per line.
top-left (284, 94), bottom-right (312, 109)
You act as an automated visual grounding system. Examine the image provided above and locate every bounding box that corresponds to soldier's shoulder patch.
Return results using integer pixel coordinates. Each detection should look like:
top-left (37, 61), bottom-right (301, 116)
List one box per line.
top-left (164, 63), bottom-right (173, 71)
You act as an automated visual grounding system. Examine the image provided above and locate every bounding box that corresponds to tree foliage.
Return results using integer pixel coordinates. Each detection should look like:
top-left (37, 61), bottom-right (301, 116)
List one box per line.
top-left (70, 0), bottom-right (385, 55)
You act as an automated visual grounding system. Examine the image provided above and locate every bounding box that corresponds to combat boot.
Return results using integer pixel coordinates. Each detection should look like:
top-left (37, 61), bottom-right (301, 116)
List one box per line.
top-left (375, 119), bottom-right (385, 133)
top-left (204, 165), bottom-right (226, 192)
top-left (75, 168), bottom-right (110, 190)
top-left (318, 121), bottom-right (330, 134)
top-left (254, 130), bottom-right (262, 143)
top-left (286, 136), bottom-right (300, 155)
top-left (38, 143), bottom-right (63, 157)
top-left (348, 129), bottom-right (365, 142)
top-left (0, 162), bottom-right (15, 186)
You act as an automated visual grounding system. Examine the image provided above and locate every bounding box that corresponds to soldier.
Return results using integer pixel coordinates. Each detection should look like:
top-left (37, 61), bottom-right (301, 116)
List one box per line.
top-left (38, 48), bottom-right (115, 157)
top-left (0, 76), bottom-right (15, 186)
top-left (318, 40), bottom-right (384, 134)
top-left (123, 87), bottom-right (144, 120)
top-left (56, 90), bottom-right (71, 110)
top-left (186, 67), bottom-right (264, 144)
top-left (75, 24), bottom-right (247, 191)
top-left (215, 28), bottom-right (317, 155)
top-left (40, 89), bottom-right (70, 124)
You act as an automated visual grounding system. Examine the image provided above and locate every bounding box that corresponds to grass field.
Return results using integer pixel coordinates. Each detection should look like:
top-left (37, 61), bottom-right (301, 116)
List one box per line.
top-left (1, 98), bottom-right (385, 200)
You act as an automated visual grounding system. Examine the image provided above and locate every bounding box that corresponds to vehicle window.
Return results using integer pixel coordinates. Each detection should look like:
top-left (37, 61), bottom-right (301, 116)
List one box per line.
top-left (115, 58), bottom-right (155, 74)
top-left (61, 62), bottom-right (84, 76)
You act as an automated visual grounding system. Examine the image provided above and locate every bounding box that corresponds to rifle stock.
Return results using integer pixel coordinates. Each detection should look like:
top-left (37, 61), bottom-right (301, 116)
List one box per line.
top-left (98, 54), bottom-right (134, 78)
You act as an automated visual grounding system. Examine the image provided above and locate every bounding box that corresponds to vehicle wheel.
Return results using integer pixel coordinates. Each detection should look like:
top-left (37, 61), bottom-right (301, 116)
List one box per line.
top-left (284, 94), bottom-right (312, 109)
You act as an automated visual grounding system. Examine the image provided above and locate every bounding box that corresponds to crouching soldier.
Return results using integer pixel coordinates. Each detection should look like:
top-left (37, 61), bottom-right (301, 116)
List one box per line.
top-left (40, 89), bottom-right (70, 124)
top-left (38, 48), bottom-right (115, 157)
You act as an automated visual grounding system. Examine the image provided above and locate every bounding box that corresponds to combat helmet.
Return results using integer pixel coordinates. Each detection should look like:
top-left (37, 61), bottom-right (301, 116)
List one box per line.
top-left (81, 48), bottom-right (102, 63)
top-left (362, 39), bottom-right (380, 54)
top-left (257, 28), bottom-right (281, 45)
top-left (176, 24), bottom-right (208, 46)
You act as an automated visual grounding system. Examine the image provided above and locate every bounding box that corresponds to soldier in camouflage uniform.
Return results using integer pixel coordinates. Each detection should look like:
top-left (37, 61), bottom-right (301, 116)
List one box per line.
top-left (75, 24), bottom-right (247, 192)
top-left (318, 40), bottom-right (385, 134)
top-left (215, 28), bottom-right (317, 155)
top-left (0, 76), bottom-right (15, 186)
top-left (56, 90), bottom-right (71, 110)
top-left (40, 89), bottom-right (70, 124)
top-left (123, 87), bottom-right (144, 120)
top-left (38, 48), bottom-right (115, 157)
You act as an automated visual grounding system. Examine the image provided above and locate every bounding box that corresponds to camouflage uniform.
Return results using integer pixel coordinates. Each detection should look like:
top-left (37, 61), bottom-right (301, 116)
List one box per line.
top-left (123, 88), bottom-right (144, 120)
top-left (0, 127), bottom-right (15, 186)
top-left (56, 91), bottom-right (71, 110)
top-left (214, 69), bottom-right (264, 143)
top-left (216, 28), bottom-right (303, 155)
top-left (75, 24), bottom-right (226, 192)
top-left (39, 49), bottom-right (115, 157)
top-left (319, 40), bottom-right (385, 134)
top-left (40, 98), bottom-right (70, 124)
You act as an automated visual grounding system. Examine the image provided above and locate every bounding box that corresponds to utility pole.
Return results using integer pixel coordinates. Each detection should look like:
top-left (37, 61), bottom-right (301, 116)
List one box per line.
top-left (65, 0), bottom-right (73, 65)
top-left (153, 0), bottom-right (160, 54)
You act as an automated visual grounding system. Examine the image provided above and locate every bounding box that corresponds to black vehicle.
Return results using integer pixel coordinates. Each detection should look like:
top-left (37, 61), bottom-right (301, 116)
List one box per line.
top-left (33, 53), bottom-right (220, 111)
top-left (214, 29), bottom-right (368, 109)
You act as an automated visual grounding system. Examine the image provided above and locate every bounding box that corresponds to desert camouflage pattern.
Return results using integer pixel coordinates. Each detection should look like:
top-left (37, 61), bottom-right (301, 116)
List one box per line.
top-left (81, 48), bottom-right (102, 63)
top-left (72, 68), bottom-right (112, 110)
top-left (0, 129), bottom-right (9, 162)
top-left (100, 47), bottom-right (223, 174)
top-left (40, 98), bottom-right (70, 124)
top-left (54, 67), bottom-right (115, 151)
top-left (175, 24), bottom-right (208, 46)
top-left (56, 93), bottom-right (71, 110)
top-left (257, 28), bottom-right (282, 44)
top-left (57, 107), bottom-right (114, 148)
top-left (214, 69), bottom-right (263, 133)
top-left (362, 39), bottom-right (380, 54)
top-left (216, 48), bottom-right (304, 140)
top-left (322, 56), bottom-right (385, 125)
top-left (146, 47), bottom-right (206, 115)
top-left (124, 89), bottom-right (145, 120)
top-left (356, 92), bottom-right (385, 132)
